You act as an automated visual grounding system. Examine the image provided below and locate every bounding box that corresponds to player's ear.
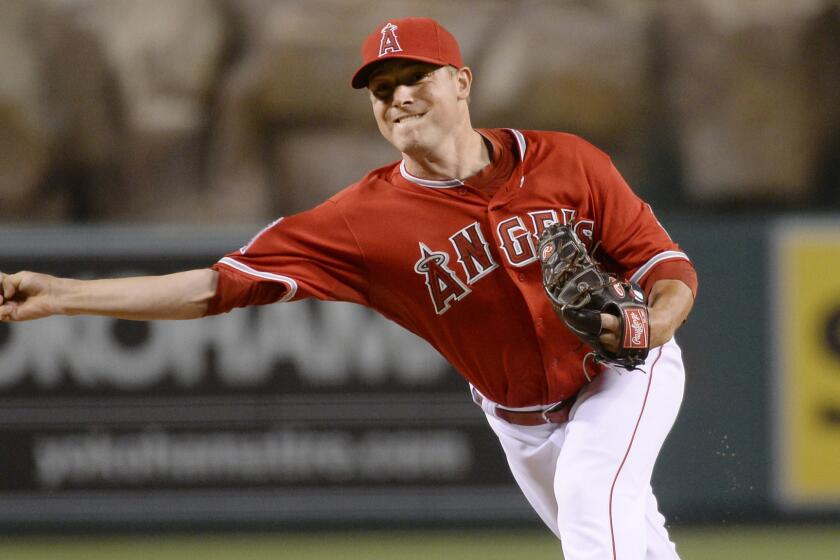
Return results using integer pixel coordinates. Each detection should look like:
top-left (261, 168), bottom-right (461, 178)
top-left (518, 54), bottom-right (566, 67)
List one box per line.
top-left (454, 66), bottom-right (472, 100)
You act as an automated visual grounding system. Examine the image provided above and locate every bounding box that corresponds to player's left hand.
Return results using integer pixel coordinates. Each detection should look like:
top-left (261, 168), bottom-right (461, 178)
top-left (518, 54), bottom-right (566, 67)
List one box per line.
top-left (598, 313), bottom-right (620, 354)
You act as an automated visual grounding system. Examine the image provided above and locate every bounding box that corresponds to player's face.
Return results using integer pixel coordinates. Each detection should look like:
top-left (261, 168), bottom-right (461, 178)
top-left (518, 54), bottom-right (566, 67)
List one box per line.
top-left (367, 60), bottom-right (467, 154)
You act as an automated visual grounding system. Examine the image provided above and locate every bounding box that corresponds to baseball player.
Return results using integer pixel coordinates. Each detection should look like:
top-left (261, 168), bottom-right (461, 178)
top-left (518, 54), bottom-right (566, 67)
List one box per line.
top-left (0, 17), bottom-right (696, 559)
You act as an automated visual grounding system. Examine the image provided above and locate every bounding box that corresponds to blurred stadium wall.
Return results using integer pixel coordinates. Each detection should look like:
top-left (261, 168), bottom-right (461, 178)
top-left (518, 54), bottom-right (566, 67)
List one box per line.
top-left (1, 0), bottom-right (838, 222)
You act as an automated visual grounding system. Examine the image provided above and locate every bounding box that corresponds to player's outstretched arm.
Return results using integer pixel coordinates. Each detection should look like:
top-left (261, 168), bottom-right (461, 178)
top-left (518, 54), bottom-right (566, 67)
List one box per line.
top-left (0, 269), bottom-right (218, 323)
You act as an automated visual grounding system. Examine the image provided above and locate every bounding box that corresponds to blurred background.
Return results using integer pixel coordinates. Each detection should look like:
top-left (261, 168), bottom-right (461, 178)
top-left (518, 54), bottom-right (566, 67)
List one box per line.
top-left (0, 0), bottom-right (838, 558)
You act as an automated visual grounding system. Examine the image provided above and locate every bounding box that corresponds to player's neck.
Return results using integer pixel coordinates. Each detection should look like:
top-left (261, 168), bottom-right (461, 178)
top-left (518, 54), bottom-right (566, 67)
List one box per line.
top-left (401, 127), bottom-right (490, 182)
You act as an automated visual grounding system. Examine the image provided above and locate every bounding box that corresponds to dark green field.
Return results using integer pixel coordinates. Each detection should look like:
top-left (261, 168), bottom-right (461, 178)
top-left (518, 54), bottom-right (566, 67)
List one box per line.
top-left (1, 525), bottom-right (836, 559)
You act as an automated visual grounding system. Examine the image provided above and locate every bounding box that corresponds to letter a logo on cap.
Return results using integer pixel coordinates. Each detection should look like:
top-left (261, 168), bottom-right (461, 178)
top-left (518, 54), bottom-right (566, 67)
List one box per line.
top-left (379, 22), bottom-right (402, 57)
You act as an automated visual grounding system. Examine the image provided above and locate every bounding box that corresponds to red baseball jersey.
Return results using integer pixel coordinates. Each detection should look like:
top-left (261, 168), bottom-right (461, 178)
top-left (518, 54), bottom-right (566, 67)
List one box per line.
top-left (206, 129), bottom-right (697, 408)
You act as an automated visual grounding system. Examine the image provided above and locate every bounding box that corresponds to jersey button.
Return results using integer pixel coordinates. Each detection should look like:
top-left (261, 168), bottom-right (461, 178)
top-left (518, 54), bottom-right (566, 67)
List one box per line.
top-left (536, 317), bottom-right (544, 327)
top-left (458, 188), bottom-right (468, 195)
top-left (518, 272), bottom-right (526, 281)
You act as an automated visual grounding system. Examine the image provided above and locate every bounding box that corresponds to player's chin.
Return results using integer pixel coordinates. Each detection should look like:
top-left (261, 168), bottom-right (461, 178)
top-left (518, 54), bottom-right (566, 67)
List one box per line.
top-left (391, 128), bottom-right (433, 154)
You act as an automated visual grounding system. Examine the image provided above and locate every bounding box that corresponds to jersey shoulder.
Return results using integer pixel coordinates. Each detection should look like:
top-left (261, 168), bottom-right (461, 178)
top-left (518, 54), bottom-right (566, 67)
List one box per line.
top-left (515, 129), bottom-right (612, 172)
top-left (326, 160), bottom-right (401, 206)
top-left (519, 129), bottom-right (609, 158)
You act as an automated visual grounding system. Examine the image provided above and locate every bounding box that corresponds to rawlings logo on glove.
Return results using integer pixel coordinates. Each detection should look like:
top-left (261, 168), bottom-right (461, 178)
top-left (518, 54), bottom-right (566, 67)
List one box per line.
top-left (538, 223), bottom-right (650, 372)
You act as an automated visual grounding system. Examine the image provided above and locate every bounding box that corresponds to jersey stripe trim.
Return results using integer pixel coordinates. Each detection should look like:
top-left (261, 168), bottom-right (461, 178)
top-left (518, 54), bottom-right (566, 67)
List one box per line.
top-left (506, 128), bottom-right (527, 160)
top-left (399, 160), bottom-right (464, 188)
top-left (240, 217), bottom-right (284, 254)
top-left (217, 257), bottom-right (298, 302)
top-left (629, 250), bottom-right (690, 284)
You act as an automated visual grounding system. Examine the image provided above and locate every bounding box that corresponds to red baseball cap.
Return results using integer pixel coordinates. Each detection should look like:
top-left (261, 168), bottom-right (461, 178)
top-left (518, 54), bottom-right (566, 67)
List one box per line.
top-left (351, 17), bottom-right (464, 89)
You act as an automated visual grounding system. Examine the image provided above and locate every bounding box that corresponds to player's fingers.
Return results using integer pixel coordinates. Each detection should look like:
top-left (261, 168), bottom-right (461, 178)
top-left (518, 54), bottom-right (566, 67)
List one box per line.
top-left (2, 273), bottom-right (18, 301)
top-left (599, 313), bottom-right (620, 336)
top-left (0, 272), bottom-right (12, 303)
top-left (598, 313), bottom-right (620, 353)
top-left (598, 332), bottom-right (619, 353)
top-left (0, 299), bottom-right (14, 321)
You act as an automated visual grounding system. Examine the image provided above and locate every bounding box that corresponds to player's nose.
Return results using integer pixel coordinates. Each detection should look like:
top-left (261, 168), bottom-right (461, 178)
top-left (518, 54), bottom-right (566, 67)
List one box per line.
top-left (391, 84), bottom-right (414, 107)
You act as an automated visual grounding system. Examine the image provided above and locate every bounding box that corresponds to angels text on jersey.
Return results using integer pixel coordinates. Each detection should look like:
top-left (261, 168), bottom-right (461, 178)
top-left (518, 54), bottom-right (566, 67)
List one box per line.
top-left (414, 209), bottom-right (594, 315)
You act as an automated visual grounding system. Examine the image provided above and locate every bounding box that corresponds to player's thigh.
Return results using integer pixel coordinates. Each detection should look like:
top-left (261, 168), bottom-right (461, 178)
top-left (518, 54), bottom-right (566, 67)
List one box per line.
top-left (485, 414), bottom-right (565, 535)
top-left (555, 342), bottom-right (685, 506)
top-left (645, 487), bottom-right (680, 560)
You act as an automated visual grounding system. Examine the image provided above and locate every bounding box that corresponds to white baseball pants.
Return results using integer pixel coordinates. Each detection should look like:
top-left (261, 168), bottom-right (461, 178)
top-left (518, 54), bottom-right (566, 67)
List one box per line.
top-left (484, 340), bottom-right (685, 560)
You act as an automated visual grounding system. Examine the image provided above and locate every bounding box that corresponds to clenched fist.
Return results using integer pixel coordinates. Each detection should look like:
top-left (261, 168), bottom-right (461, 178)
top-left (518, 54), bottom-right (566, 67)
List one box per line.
top-left (0, 271), bottom-right (62, 322)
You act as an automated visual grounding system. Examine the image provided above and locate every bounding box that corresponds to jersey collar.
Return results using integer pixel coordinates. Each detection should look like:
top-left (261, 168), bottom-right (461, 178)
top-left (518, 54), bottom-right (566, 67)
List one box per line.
top-left (506, 128), bottom-right (527, 161)
top-left (397, 129), bottom-right (527, 190)
top-left (399, 160), bottom-right (464, 188)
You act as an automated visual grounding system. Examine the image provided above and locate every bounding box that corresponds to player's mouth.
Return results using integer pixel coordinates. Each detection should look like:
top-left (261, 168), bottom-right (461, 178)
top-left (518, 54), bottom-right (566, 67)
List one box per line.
top-left (394, 112), bottom-right (427, 124)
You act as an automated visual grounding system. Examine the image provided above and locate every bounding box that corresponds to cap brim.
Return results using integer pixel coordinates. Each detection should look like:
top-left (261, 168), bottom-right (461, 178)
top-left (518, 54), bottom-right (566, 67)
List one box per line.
top-left (351, 54), bottom-right (448, 89)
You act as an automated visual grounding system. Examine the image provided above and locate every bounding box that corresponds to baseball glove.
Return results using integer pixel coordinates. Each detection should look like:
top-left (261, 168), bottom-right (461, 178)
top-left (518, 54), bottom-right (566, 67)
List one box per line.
top-left (538, 223), bottom-right (650, 372)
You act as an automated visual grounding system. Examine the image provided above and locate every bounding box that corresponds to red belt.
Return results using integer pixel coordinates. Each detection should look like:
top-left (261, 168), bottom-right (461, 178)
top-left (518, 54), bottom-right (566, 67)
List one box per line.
top-left (471, 388), bottom-right (575, 426)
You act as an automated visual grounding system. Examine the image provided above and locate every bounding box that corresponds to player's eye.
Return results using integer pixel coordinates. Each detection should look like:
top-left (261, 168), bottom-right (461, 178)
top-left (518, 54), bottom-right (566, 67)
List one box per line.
top-left (370, 83), bottom-right (393, 100)
top-left (409, 70), bottom-right (431, 84)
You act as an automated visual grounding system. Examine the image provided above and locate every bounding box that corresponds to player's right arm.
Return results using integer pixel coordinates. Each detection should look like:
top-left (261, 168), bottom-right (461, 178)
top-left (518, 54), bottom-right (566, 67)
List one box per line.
top-left (0, 269), bottom-right (218, 322)
top-left (0, 198), bottom-right (370, 323)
